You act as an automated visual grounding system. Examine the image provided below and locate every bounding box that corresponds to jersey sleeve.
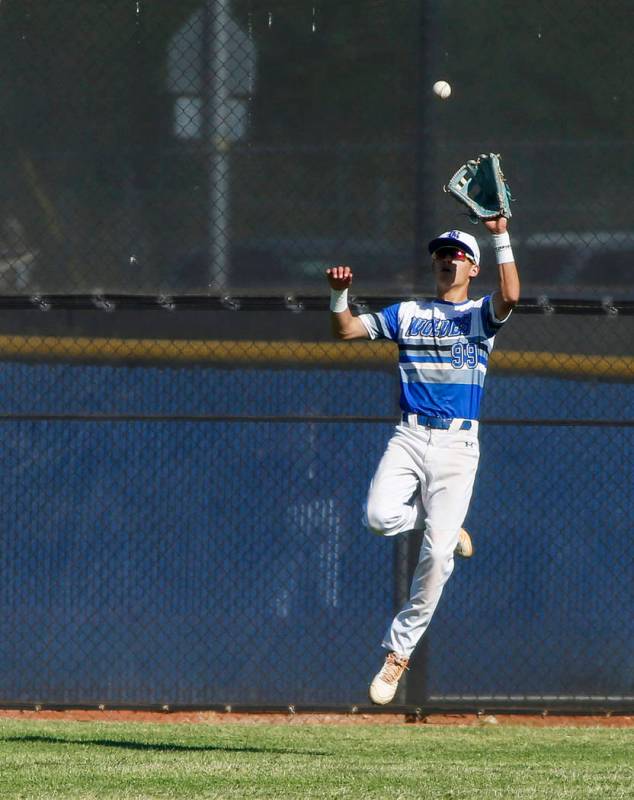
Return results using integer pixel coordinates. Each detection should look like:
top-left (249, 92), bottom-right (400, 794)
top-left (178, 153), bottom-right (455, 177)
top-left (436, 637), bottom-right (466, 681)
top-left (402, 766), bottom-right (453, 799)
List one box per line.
top-left (358, 303), bottom-right (400, 341)
top-left (480, 293), bottom-right (513, 338)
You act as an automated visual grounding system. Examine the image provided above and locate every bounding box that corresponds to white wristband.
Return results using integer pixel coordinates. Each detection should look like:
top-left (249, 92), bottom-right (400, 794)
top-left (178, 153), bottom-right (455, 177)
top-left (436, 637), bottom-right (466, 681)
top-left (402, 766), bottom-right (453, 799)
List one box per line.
top-left (330, 288), bottom-right (349, 313)
top-left (492, 232), bottom-right (514, 265)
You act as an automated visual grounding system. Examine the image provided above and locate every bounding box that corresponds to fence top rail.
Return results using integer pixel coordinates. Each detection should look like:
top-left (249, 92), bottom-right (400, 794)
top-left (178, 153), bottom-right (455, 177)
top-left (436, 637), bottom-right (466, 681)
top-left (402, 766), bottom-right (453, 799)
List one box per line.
top-left (0, 295), bottom-right (631, 315)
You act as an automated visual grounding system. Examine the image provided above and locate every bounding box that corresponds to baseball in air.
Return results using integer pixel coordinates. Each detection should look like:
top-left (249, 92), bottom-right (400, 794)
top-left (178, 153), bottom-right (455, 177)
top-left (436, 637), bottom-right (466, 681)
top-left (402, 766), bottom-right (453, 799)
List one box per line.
top-left (433, 80), bottom-right (452, 99)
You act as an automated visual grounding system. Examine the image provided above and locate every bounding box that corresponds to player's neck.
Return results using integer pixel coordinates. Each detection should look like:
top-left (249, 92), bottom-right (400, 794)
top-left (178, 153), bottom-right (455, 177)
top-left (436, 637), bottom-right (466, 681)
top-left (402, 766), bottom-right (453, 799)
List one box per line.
top-left (435, 285), bottom-right (470, 304)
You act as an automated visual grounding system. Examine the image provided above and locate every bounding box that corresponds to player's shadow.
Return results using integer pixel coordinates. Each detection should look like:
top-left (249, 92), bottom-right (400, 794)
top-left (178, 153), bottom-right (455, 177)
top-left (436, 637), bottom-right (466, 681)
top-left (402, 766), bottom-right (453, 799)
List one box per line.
top-left (5, 734), bottom-right (327, 756)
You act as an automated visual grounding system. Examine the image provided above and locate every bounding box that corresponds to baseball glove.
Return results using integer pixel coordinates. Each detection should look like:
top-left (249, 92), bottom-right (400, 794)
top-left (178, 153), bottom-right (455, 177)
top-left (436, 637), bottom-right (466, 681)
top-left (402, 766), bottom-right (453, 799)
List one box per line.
top-left (445, 153), bottom-right (513, 222)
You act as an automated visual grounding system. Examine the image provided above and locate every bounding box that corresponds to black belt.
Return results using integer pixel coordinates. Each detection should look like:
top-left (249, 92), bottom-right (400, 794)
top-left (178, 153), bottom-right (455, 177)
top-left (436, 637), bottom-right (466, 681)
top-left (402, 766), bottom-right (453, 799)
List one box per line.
top-left (402, 414), bottom-right (474, 431)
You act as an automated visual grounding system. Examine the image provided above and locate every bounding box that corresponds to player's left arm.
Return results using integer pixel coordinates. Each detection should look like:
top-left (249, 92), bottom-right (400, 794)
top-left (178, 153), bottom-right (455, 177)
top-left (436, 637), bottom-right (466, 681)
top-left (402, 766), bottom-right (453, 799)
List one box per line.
top-left (484, 216), bottom-right (520, 319)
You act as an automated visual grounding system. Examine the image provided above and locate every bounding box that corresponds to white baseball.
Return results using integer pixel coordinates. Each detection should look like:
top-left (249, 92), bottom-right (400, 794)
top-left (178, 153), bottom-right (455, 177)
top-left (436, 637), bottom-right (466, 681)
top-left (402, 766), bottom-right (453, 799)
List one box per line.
top-left (433, 80), bottom-right (451, 99)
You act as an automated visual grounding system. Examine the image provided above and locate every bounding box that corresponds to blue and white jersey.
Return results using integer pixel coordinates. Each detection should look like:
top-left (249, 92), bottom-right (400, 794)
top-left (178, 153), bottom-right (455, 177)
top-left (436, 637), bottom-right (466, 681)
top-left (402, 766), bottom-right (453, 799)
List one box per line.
top-left (358, 295), bottom-right (511, 420)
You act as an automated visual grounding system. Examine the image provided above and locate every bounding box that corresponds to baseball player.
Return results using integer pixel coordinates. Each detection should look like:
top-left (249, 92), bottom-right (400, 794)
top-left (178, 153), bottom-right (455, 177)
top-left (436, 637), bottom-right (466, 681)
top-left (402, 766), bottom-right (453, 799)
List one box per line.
top-left (326, 217), bottom-right (520, 704)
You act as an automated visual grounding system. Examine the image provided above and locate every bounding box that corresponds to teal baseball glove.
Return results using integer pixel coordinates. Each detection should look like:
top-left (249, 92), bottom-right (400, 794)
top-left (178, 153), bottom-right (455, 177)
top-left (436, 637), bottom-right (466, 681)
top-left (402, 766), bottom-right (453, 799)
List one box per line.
top-left (445, 153), bottom-right (513, 222)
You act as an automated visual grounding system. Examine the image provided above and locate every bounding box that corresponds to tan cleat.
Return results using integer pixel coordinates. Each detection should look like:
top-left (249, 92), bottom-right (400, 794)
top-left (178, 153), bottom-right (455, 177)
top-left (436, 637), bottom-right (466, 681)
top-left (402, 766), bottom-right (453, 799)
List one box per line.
top-left (454, 527), bottom-right (474, 559)
top-left (369, 651), bottom-right (409, 705)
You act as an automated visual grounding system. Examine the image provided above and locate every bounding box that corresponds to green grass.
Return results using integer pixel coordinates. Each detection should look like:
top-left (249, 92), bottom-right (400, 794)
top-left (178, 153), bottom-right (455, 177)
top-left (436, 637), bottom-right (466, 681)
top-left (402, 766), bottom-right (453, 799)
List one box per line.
top-left (0, 718), bottom-right (632, 799)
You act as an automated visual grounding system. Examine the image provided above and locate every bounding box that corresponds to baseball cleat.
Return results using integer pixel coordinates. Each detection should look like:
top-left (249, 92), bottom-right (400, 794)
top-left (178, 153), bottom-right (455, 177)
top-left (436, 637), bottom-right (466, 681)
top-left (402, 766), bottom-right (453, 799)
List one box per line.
top-left (454, 527), bottom-right (474, 559)
top-left (369, 651), bottom-right (409, 705)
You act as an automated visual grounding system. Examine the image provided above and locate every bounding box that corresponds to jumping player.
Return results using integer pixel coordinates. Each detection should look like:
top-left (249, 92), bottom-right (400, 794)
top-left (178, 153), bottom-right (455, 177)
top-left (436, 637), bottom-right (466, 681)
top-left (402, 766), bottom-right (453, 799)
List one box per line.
top-left (326, 217), bottom-right (520, 705)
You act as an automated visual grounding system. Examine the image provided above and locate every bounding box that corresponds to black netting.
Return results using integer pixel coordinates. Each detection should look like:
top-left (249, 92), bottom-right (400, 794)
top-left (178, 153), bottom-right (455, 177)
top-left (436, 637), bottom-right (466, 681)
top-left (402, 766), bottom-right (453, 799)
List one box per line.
top-left (0, 0), bottom-right (632, 296)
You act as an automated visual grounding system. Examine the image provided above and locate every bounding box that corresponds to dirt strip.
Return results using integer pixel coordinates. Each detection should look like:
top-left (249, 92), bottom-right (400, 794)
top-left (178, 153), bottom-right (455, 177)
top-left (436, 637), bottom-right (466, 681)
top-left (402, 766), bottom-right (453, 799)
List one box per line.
top-left (0, 709), bottom-right (632, 727)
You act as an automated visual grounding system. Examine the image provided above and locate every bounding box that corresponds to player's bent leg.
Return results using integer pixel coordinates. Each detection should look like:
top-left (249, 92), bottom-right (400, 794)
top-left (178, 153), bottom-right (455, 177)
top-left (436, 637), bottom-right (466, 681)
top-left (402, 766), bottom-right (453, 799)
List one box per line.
top-left (364, 428), bottom-right (425, 537)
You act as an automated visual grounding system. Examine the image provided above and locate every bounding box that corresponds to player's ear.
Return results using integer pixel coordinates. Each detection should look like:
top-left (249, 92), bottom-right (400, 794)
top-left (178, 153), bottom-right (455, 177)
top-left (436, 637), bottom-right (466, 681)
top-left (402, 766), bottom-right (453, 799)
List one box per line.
top-left (469, 262), bottom-right (480, 278)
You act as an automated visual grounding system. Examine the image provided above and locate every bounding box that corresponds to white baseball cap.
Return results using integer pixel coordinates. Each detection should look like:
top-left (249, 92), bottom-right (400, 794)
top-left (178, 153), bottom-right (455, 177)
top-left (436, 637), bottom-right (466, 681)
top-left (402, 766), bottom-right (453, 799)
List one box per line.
top-left (428, 230), bottom-right (480, 265)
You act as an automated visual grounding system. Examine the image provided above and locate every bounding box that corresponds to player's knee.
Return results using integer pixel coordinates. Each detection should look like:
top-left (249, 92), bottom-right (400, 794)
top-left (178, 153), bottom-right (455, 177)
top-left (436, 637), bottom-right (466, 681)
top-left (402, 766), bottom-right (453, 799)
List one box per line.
top-left (363, 499), bottom-right (386, 535)
top-left (364, 499), bottom-right (405, 537)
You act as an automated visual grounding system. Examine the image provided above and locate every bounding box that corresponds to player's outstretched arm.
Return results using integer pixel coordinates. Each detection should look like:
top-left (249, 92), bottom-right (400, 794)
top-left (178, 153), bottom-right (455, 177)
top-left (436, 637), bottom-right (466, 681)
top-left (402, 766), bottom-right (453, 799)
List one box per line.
top-left (484, 217), bottom-right (520, 319)
top-left (326, 265), bottom-right (370, 340)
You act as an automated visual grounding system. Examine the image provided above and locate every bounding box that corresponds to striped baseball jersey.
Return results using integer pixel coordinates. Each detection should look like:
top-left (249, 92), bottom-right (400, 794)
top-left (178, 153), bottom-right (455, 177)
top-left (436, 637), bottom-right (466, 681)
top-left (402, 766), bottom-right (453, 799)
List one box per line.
top-left (358, 295), bottom-right (511, 420)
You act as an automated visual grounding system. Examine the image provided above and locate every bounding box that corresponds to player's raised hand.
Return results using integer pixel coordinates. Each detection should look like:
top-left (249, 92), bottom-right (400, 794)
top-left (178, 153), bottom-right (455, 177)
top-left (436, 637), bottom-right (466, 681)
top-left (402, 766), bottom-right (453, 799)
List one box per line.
top-left (326, 265), bottom-right (353, 289)
top-left (483, 216), bottom-right (508, 235)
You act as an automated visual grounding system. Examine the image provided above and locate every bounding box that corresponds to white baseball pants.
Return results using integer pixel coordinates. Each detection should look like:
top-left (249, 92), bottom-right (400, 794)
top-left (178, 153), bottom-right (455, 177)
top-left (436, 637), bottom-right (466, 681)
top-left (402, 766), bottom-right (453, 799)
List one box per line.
top-left (364, 421), bottom-right (480, 659)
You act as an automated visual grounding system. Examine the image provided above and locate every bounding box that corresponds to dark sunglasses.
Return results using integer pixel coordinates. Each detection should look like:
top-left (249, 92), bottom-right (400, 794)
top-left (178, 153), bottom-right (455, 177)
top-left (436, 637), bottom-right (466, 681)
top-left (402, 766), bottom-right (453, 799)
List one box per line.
top-left (434, 247), bottom-right (471, 262)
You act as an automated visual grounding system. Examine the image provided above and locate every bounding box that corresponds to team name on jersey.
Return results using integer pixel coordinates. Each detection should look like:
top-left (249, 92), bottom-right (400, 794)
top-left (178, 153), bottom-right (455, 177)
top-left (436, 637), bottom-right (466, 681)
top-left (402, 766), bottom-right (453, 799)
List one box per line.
top-left (405, 314), bottom-right (471, 338)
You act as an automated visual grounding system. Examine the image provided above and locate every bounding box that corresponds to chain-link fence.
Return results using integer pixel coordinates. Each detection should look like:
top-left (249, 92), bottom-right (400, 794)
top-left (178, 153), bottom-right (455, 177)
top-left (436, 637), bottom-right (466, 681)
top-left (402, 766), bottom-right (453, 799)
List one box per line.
top-left (0, 1), bottom-right (632, 711)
